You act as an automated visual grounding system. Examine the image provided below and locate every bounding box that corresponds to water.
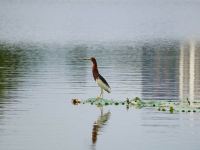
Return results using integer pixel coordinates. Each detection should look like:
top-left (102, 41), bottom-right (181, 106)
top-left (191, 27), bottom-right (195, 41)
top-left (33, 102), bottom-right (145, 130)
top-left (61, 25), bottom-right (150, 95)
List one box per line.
top-left (0, 40), bottom-right (200, 150)
top-left (1, 0), bottom-right (200, 150)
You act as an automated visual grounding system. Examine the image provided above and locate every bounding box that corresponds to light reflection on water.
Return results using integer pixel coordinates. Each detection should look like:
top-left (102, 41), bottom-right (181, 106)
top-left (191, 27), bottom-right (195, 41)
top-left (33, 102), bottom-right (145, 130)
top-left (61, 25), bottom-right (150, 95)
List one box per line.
top-left (0, 39), bottom-right (200, 150)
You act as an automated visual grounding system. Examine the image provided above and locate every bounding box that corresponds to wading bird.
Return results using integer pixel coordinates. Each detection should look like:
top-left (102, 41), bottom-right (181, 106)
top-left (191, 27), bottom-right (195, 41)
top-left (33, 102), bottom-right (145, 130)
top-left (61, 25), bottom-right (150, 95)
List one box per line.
top-left (83, 57), bottom-right (111, 98)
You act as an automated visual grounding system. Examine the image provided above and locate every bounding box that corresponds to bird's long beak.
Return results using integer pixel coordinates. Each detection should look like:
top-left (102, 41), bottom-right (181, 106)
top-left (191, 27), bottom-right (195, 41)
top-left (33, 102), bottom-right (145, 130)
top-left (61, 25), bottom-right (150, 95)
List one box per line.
top-left (81, 57), bottom-right (91, 60)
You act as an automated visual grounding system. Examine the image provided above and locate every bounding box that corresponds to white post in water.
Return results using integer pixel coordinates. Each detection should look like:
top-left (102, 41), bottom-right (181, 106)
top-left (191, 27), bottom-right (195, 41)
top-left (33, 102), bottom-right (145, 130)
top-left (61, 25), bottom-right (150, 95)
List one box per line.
top-left (189, 40), bottom-right (195, 106)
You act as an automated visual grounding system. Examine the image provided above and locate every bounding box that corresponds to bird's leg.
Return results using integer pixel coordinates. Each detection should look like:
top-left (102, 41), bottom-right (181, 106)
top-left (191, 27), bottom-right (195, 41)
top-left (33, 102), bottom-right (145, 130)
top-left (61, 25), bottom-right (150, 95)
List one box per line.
top-left (100, 88), bottom-right (103, 99)
top-left (97, 88), bottom-right (103, 99)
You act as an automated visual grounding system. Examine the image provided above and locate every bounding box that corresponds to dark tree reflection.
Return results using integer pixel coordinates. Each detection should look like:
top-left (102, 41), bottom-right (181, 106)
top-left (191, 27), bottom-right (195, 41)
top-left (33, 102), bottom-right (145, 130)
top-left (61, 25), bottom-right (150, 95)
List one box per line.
top-left (0, 43), bottom-right (43, 119)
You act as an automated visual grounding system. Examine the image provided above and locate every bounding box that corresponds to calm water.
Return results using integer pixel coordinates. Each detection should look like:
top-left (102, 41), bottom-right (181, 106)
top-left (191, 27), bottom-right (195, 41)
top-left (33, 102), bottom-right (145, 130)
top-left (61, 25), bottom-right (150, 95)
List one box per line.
top-left (0, 40), bottom-right (200, 150)
top-left (1, 0), bottom-right (200, 150)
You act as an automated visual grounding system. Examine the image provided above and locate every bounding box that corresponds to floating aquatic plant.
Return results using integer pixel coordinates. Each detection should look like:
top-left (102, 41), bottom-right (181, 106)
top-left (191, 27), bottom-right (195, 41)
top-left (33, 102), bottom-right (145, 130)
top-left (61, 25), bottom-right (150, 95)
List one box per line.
top-left (169, 106), bottom-right (174, 113)
top-left (71, 97), bottom-right (200, 113)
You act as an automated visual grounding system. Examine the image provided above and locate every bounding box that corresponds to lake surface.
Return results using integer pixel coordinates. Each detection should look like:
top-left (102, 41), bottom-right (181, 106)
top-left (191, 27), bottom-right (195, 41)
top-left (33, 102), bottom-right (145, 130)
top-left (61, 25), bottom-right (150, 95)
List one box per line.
top-left (0, 39), bottom-right (200, 150)
top-left (1, 0), bottom-right (200, 150)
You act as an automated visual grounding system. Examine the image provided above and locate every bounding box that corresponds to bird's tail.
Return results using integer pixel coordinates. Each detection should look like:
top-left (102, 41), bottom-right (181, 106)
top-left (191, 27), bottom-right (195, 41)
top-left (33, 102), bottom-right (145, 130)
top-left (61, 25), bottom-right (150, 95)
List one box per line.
top-left (105, 87), bottom-right (111, 93)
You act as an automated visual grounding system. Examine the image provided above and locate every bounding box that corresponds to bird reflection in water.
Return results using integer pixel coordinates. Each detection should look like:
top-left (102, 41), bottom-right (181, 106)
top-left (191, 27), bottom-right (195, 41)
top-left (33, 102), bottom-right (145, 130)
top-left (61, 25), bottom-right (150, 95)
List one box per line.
top-left (91, 107), bottom-right (111, 149)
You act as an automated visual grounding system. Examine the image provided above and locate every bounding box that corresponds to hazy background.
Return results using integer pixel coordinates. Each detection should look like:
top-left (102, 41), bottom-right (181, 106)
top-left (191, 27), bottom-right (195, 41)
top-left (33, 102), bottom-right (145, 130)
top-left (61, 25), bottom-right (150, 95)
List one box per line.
top-left (0, 0), bottom-right (200, 43)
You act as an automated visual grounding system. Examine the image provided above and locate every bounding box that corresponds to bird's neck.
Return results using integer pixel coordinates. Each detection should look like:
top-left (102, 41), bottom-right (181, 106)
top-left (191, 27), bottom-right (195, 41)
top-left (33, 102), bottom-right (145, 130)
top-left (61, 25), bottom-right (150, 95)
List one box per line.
top-left (92, 63), bottom-right (99, 80)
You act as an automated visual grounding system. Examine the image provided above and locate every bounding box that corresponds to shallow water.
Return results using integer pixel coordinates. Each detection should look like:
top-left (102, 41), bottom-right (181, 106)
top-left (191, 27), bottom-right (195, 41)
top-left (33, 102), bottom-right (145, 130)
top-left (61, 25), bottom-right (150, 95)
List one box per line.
top-left (0, 40), bottom-right (200, 150)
